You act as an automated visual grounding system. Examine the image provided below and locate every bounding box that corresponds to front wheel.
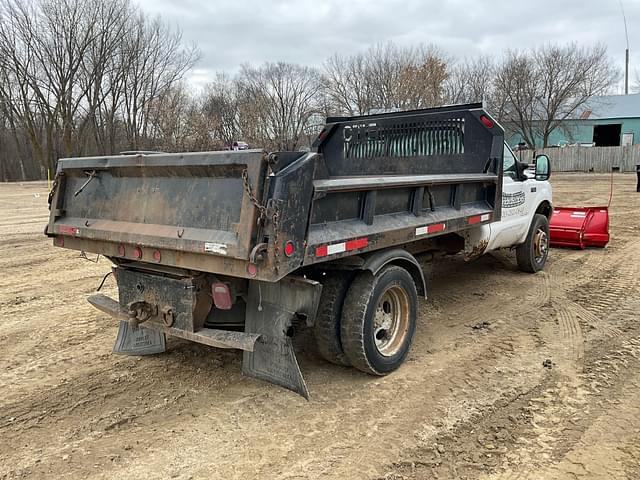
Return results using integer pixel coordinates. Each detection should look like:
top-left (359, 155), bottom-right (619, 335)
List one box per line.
top-left (340, 266), bottom-right (418, 375)
top-left (516, 214), bottom-right (550, 273)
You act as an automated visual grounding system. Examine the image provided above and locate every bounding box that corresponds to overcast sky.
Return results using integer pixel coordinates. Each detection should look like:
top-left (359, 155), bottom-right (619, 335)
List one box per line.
top-left (135, 0), bottom-right (640, 93)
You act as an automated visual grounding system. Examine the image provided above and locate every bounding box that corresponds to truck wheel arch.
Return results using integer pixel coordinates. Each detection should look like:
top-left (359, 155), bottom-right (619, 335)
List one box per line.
top-left (536, 201), bottom-right (553, 219)
top-left (361, 248), bottom-right (426, 298)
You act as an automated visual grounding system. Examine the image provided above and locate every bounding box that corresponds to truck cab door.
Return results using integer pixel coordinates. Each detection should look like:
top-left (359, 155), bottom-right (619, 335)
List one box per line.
top-left (489, 144), bottom-right (532, 249)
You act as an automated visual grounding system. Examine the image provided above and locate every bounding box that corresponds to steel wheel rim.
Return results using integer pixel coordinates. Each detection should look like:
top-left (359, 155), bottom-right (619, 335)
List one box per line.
top-left (373, 285), bottom-right (410, 357)
top-left (534, 228), bottom-right (548, 263)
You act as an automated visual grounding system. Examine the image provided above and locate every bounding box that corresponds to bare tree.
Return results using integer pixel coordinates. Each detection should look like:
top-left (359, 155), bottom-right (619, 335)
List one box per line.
top-left (145, 83), bottom-right (200, 151)
top-left (395, 45), bottom-right (449, 109)
top-left (495, 43), bottom-right (619, 148)
top-left (201, 73), bottom-right (241, 148)
top-left (322, 42), bottom-right (449, 115)
top-left (236, 62), bottom-right (322, 151)
top-left (0, 2), bottom-right (625, 182)
top-left (445, 56), bottom-right (495, 104)
top-left (322, 52), bottom-right (373, 116)
top-left (0, 0), bottom-right (198, 179)
top-left (493, 51), bottom-right (539, 147)
top-left (120, 13), bottom-right (199, 150)
top-left (76, 0), bottom-right (130, 155)
top-left (0, 0), bottom-right (125, 170)
top-left (634, 71), bottom-right (640, 94)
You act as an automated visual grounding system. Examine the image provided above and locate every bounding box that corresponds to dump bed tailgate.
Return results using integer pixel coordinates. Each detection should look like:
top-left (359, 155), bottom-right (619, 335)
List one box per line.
top-left (48, 150), bottom-right (267, 262)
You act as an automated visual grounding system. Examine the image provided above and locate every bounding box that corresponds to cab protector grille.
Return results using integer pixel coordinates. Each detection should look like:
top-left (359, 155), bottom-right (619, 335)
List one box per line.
top-left (343, 119), bottom-right (465, 159)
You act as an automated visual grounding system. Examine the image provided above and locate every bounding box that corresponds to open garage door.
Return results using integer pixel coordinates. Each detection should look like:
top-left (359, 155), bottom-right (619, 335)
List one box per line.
top-left (593, 124), bottom-right (622, 147)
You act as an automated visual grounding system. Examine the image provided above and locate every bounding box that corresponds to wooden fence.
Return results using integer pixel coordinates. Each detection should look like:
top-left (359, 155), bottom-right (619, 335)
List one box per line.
top-left (520, 145), bottom-right (640, 173)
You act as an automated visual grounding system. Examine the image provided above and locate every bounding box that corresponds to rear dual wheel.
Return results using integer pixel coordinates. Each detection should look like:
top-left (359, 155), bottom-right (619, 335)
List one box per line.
top-left (314, 272), bottom-right (354, 366)
top-left (314, 266), bottom-right (418, 375)
top-left (341, 266), bottom-right (418, 375)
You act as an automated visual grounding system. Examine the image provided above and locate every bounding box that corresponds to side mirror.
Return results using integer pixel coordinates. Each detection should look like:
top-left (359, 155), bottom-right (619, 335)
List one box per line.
top-left (535, 154), bottom-right (551, 181)
top-left (515, 160), bottom-right (529, 181)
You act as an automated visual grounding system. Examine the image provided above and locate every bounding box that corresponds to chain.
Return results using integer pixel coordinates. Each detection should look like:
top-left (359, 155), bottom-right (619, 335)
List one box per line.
top-left (272, 207), bottom-right (281, 271)
top-left (241, 169), bottom-right (267, 224)
top-left (48, 174), bottom-right (59, 207)
top-left (242, 168), bottom-right (282, 271)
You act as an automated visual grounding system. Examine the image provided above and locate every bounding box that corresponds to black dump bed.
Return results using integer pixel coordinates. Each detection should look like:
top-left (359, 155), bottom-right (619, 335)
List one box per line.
top-left (47, 103), bottom-right (504, 281)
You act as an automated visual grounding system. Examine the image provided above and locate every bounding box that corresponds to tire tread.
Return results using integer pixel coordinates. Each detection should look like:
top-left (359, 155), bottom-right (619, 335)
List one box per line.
top-left (314, 272), bottom-right (353, 366)
top-left (340, 271), bottom-right (378, 374)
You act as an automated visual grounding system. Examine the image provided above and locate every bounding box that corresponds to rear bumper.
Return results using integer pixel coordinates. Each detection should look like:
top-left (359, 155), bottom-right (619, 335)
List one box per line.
top-left (88, 293), bottom-right (261, 351)
top-left (88, 267), bottom-right (323, 398)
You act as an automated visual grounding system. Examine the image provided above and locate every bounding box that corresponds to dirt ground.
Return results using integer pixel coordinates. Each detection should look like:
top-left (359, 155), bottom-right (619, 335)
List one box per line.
top-left (1, 173), bottom-right (639, 480)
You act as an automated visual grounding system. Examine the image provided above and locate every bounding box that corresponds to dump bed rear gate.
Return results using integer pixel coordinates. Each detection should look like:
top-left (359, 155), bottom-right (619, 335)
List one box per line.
top-left (48, 150), bottom-right (267, 266)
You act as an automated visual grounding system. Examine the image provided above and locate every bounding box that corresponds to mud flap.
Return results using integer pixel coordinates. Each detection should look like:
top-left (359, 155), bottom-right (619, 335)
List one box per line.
top-left (88, 293), bottom-right (167, 356)
top-left (112, 321), bottom-right (166, 356)
top-left (242, 277), bottom-right (322, 399)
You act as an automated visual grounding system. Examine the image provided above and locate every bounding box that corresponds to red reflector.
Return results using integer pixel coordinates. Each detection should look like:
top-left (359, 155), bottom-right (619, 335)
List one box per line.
top-left (480, 115), bottom-right (494, 129)
top-left (468, 213), bottom-right (490, 225)
top-left (153, 250), bottom-right (161, 262)
top-left (247, 263), bottom-right (258, 277)
top-left (59, 225), bottom-right (78, 236)
top-left (315, 237), bottom-right (368, 258)
top-left (212, 283), bottom-right (233, 310)
top-left (284, 241), bottom-right (295, 257)
top-left (345, 238), bottom-right (368, 250)
top-left (118, 244), bottom-right (126, 256)
top-left (54, 236), bottom-right (64, 247)
top-left (133, 246), bottom-right (143, 259)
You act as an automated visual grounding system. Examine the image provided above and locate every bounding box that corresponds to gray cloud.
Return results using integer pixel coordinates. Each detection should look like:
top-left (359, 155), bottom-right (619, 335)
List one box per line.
top-left (135, 0), bottom-right (639, 91)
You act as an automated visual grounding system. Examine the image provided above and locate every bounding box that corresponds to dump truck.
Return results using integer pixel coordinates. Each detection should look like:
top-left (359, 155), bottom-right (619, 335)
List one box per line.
top-left (46, 103), bottom-right (553, 398)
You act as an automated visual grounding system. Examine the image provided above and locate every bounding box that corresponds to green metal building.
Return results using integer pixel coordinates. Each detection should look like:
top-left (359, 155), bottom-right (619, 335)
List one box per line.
top-left (507, 94), bottom-right (640, 148)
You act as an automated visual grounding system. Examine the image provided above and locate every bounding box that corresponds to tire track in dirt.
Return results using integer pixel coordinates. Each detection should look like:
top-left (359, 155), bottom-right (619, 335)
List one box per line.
top-left (555, 305), bottom-right (584, 363)
top-left (380, 295), bottom-right (640, 480)
top-left (481, 238), bottom-right (640, 480)
top-left (487, 333), bottom-right (640, 480)
top-left (377, 202), bottom-right (640, 480)
top-left (2, 176), bottom-right (640, 480)
top-left (1, 249), bottom-right (548, 480)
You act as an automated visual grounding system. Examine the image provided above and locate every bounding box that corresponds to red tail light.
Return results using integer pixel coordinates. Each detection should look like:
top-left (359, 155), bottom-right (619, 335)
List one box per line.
top-left (247, 263), bottom-right (258, 277)
top-left (284, 241), bottom-right (295, 257)
top-left (212, 283), bottom-right (233, 310)
top-left (480, 115), bottom-right (494, 129)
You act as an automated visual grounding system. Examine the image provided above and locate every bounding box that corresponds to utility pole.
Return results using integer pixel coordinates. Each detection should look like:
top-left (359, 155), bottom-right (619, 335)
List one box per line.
top-left (620, 0), bottom-right (630, 94)
top-left (626, 48), bottom-right (630, 95)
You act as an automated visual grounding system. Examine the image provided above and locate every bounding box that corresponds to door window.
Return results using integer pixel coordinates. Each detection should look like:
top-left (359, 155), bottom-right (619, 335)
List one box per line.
top-left (503, 144), bottom-right (518, 179)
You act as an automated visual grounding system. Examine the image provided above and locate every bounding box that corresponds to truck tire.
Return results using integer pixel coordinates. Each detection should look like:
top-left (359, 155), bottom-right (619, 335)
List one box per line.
top-left (516, 214), bottom-right (550, 273)
top-left (314, 272), bottom-right (354, 366)
top-left (340, 266), bottom-right (417, 375)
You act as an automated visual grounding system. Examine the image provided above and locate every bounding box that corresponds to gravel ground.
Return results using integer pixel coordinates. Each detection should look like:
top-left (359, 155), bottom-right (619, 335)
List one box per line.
top-left (1, 173), bottom-right (639, 480)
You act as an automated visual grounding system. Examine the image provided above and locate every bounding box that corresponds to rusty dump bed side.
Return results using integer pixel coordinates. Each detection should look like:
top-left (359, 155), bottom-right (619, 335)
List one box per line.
top-left (47, 103), bottom-right (504, 282)
top-left (47, 150), bottom-right (269, 277)
top-left (302, 104), bottom-right (504, 265)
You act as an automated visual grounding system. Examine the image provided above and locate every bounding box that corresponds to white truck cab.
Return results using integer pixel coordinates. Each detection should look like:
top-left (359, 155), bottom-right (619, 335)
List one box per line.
top-left (465, 143), bottom-right (553, 272)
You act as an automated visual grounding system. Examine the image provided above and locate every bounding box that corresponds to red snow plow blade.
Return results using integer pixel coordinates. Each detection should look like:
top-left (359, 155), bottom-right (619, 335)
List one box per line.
top-left (549, 207), bottom-right (610, 249)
